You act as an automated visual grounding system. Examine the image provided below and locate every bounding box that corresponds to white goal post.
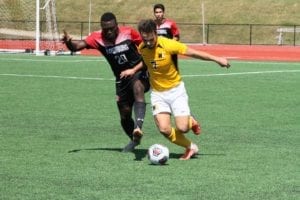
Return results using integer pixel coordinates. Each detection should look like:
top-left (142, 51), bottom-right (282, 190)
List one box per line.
top-left (0, 0), bottom-right (64, 55)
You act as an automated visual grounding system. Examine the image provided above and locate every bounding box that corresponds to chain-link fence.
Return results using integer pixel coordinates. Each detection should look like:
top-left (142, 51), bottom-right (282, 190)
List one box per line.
top-left (1, 20), bottom-right (300, 46)
top-left (58, 21), bottom-right (300, 46)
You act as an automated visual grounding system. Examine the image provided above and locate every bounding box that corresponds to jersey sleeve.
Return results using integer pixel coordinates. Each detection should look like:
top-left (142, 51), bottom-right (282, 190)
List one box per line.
top-left (163, 38), bottom-right (187, 55)
top-left (84, 31), bottom-right (101, 49)
top-left (170, 20), bottom-right (180, 38)
top-left (130, 28), bottom-right (143, 46)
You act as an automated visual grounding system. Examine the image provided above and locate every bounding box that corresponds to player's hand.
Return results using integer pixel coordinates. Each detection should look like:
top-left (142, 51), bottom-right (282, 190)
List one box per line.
top-left (62, 30), bottom-right (72, 43)
top-left (120, 69), bottom-right (135, 79)
top-left (218, 57), bottom-right (231, 68)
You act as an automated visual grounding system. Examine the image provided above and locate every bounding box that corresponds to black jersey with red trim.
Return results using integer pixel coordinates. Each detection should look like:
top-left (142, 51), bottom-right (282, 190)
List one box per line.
top-left (156, 18), bottom-right (180, 39)
top-left (85, 26), bottom-right (142, 81)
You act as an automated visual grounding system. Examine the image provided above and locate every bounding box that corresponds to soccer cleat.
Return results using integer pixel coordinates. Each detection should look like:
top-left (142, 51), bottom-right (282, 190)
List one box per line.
top-left (191, 116), bottom-right (201, 135)
top-left (132, 127), bottom-right (143, 145)
top-left (179, 143), bottom-right (199, 160)
top-left (122, 140), bottom-right (139, 152)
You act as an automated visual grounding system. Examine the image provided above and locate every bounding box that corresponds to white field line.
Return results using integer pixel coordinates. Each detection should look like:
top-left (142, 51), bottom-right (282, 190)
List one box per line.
top-left (182, 58), bottom-right (300, 66)
top-left (0, 70), bottom-right (300, 81)
top-left (0, 57), bottom-right (106, 63)
top-left (181, 70), bottom-right (300, 77)
top-left (1, 57), bottom-right (299, 65)
top-left (0, 57), bottom-right (299, 80)
top-left (0, 73), bottom-right (114, 81)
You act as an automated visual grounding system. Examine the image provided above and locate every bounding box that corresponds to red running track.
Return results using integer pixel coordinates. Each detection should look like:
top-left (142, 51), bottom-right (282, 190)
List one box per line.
top-left (191, 44), bottom-right (300, 62)
top-left (80, 44), bottom-right (300, 62)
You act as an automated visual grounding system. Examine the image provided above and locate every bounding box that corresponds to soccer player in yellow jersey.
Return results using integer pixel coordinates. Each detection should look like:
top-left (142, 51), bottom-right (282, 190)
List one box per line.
top-left (134, 19), bottom-right (230, 160)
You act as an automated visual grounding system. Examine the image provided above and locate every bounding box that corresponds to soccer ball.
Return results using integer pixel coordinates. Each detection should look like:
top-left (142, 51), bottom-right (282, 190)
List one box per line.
top-left (148, 144), bottom-right (169, 165)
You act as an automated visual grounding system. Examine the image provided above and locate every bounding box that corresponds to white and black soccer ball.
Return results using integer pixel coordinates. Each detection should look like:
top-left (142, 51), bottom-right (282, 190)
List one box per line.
top-left (148, 144), bottom-right (169, 165)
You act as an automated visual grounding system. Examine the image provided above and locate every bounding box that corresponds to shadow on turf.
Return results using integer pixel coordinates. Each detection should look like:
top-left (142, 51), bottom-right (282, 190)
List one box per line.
top-left (68, 147), bottom-right (225, 161)
top-left (68, 147), bottom-right (148, 161)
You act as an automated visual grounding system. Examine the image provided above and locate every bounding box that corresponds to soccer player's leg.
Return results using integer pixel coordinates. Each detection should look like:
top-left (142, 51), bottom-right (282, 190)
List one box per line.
top-left (118, 104), bottom-right (134, 139)
top-left (179, 142), bottom-right (199, 160)
top-left (189, 115), bottom-right (201, 135)
top-left (169, 117), bottom-right (199, 160)
top-left (170, 84), bottom-right (199, 159)
top-left (159, 123), bottom-right (199, 160)
top-left (171, 85), bottom-right (201, 135)
top-left (117, 103), bottom-right (137, 152)
top-left (116, 86), bottom-right (139, 152)
top-left (132, 75), bottom-right (148, 144)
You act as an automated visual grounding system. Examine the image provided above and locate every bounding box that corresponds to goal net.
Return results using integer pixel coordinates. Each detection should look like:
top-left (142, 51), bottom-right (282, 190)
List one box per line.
top-left (0, 0), bottom-right (64, 55)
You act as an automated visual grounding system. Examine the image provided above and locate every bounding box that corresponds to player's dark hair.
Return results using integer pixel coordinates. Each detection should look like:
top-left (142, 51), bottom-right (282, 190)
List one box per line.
top-left (153, 3), bottom-right (165, 12)
top-left (138, 19), bottom-right (157, 34)
top-left (100, 12), bottom-right (117, 22)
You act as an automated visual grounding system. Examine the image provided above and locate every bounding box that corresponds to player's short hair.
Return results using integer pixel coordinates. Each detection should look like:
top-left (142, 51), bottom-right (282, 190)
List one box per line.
top-left (100, 12), bottom-right (117, 22)
top-left (153, 3), bottom-right (165, 12)
top-left (138, 19), bottom-right (157, 34)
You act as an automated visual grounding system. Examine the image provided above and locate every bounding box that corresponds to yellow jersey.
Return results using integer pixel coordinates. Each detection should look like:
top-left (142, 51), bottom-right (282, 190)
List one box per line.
top-left (139, 36), bottom-right (187, 91)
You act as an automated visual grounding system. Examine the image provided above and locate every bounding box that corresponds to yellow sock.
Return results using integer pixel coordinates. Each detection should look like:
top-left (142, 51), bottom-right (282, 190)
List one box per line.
top-left (167, 127), bottom-right (191, 148)
top-left (189, 116), bottom-right (193, 129)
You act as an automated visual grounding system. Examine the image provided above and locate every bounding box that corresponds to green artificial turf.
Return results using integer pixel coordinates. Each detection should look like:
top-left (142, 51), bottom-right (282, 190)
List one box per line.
top-left (0, 54), bottom-right (299, 200)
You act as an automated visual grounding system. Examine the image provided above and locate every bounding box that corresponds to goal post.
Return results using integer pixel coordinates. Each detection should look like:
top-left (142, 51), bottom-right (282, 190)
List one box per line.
top-left (36, 0), bottom-right (41, 55)
top-left (0, 0), bottom-right (64, 55)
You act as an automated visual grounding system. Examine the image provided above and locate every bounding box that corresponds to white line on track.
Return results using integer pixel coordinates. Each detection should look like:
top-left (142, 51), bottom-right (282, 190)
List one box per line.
top-left (0, 70), bottom-right (299, 81)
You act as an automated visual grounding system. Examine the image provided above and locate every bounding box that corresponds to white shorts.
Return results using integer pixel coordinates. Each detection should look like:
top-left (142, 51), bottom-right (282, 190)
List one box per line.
top-left (150, 82), bottom-right (190, 116)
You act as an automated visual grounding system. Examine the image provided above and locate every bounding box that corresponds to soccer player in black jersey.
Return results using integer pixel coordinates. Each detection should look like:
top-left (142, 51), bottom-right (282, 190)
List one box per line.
top-left (153, 3), bottom-right (180, 41)
top-left (153, 3), bottom-right (180, 69)
top-left (62, 12), bottom-right (149, 152)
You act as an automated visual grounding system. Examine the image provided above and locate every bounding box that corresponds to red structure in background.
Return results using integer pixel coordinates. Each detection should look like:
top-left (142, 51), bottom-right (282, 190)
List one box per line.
top-left (0, 39), bottom-right (64, 52)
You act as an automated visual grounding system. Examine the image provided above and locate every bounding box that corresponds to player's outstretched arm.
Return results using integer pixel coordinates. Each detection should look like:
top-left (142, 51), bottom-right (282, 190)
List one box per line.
top-left (62, 30), bottom-right (87, 52)
top-left (185, 47), bottom-right (230, 68)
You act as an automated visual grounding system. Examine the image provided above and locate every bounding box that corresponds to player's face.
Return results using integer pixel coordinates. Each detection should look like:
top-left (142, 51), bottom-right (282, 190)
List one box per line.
top-left (141, 31), bottom-right (157, 49)
top-left (101, 19), bottom-right (119, 42)
top-left (154, 8), bottom-right (164, 21)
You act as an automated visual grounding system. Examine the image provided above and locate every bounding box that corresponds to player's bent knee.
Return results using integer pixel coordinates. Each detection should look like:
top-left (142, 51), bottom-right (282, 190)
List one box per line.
top-left (176, 126), bottom-right (189, 133)
top-left (158, 127), bottom-right (171, 137)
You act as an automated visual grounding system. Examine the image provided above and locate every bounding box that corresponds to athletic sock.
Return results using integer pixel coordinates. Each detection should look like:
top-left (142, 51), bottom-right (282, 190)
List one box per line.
top-left (189, 116), bottom-right (193, 129)
top-left (134, 101), bottom-right (146, 129)
top-left (167, 127), bottom-right (191, 148)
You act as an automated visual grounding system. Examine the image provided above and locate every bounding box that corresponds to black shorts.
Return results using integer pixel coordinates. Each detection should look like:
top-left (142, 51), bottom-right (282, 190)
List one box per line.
top-left (115, 70), bottom-right (149, 106)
